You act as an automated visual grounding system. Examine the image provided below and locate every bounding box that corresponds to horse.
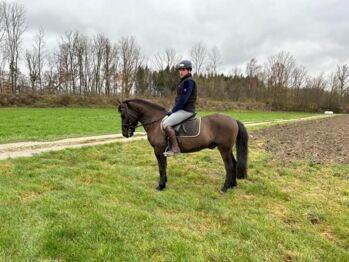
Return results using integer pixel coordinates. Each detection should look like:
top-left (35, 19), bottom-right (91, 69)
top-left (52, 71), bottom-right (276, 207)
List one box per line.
top-left (118, 99), bottom-right (248, 193)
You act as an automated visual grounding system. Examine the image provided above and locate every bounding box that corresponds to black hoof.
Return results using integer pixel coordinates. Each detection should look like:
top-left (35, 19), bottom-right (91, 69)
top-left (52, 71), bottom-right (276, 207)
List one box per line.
top-left (156, 184), bottom-right (166, 191)
top-left (220, 186), bottom-right (228, 194)
top-left (220, 184), bottom-right (236, 193)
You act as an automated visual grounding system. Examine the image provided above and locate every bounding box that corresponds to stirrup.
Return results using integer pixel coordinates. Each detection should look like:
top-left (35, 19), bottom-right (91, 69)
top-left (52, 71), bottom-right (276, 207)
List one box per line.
top-left (163, 150), bottom-right (181, 157)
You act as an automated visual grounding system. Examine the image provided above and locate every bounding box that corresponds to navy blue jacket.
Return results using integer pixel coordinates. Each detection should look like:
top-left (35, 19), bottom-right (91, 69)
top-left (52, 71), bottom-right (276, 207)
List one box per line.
top-left (172, 74), bottom-right (197, 113)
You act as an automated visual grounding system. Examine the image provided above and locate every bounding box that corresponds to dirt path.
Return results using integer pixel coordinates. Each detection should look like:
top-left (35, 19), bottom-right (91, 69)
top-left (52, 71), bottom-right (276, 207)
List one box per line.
top-left (252, 114), bottom-right (349, 164)
top-left (0, 115), bottom-right (335, 161)
top-left (0, 133), bottom-right (147, 160)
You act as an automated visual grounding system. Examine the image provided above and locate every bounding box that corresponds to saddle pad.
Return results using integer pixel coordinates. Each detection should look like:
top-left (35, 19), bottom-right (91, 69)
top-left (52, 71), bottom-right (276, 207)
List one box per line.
top-left (174, 118), bottom-right (201, 137)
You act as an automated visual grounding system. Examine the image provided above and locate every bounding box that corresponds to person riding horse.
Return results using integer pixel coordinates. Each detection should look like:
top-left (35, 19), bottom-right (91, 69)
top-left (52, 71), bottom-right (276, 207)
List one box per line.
top-left (162, 60), bottom-right (197, 157)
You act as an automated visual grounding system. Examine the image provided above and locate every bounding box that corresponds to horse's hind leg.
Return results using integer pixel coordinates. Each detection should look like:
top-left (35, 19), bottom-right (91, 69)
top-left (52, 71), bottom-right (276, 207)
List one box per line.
top-left (231, 153), bottom-right (237, 181)
top-left (218, 147), bottom-right (237, 193)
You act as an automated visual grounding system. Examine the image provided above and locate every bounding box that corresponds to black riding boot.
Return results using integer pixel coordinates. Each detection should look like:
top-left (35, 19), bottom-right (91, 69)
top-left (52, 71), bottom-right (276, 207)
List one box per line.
top-left (164, 126), bottom-right (181, 157)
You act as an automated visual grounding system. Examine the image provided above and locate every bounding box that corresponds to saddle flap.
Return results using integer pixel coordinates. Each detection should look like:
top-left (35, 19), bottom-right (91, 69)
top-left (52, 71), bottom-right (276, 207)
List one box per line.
top-left (174, 118), bottom-right (201, 137)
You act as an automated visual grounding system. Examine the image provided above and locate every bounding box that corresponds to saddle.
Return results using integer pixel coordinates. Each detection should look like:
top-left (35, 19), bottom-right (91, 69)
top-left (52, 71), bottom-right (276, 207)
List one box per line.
top-left (173, 116), bottom-right (201, 137)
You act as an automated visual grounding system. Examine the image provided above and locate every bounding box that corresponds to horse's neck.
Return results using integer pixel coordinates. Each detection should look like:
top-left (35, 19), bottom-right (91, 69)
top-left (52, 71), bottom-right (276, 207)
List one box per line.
top-left (132, 102), bottom-right (166, 128)
top-left (141, 109), bottom-right (165, 127)
top-left (130, 101), bottom-right (166, 147)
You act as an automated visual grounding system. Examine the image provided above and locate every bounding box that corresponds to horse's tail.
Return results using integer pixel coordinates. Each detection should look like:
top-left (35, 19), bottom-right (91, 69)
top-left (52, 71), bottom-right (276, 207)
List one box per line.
top-left (236, 120), bottom-right (248, 179)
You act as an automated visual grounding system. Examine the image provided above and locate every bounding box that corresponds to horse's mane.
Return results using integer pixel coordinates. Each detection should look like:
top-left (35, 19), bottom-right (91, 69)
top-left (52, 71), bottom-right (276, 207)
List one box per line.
top-left (125, 99), bottom-right (167, 112)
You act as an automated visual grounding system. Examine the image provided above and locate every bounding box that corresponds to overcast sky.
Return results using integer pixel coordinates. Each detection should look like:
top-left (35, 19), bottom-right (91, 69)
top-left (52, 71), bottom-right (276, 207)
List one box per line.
top-left (12, 0), bottom-right (349, 75)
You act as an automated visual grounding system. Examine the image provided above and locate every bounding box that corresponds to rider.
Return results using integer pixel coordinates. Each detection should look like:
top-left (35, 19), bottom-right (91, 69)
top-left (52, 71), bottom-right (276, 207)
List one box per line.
top-left (162, 60), bottom-right (197, 157)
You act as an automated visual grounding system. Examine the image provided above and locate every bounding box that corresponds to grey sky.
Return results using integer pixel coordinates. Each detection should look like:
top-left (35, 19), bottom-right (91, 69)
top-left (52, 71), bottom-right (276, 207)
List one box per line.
top-left (14, 0), bottom-right (349, 75)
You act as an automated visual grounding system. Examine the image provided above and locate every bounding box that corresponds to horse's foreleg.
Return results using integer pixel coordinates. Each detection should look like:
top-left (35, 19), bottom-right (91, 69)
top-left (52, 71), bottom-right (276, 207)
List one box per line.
top-left (218, 147), bottom-right (237, 193)
top-left (155, 152), bottom-right (167, 191)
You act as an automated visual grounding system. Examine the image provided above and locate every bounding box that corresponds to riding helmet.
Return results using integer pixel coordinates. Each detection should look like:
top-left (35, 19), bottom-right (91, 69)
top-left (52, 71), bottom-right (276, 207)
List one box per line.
top-left (177, 60), bottom-right (192, 70)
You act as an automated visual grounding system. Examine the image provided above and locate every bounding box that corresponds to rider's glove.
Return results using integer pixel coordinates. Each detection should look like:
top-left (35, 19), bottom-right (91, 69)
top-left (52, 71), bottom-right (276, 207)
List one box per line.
top-left (167, 110), bottom-right (172, 116)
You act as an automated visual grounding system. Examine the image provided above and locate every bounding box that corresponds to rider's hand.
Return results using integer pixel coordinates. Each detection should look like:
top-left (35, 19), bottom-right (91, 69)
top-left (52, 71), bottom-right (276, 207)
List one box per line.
top-left (167, 110), bottom-right (172, 116)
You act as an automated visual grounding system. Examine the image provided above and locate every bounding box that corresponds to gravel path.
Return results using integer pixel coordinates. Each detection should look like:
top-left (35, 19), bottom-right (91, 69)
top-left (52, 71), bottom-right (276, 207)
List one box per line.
top-left (0, 115), bottom-right (334, 160)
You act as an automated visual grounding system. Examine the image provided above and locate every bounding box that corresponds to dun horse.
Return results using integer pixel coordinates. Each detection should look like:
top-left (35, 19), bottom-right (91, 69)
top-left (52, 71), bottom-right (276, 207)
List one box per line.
top-left (118, 99), bottom-right (248, 192)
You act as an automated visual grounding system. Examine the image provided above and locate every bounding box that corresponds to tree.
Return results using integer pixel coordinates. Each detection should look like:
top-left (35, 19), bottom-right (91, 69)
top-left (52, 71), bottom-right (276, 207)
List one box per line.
top-left (153, 48), bottom-right (180, 71)
top-left (245, 58), bottom-right (262, 100)
top-left (2, 1), bottom-right (26, 93)
top-left (135, 65), bottom-right (152, 95)
top-left (0, 3), bottom-right (6, 93)
top-left (73, 32), bottom-right (86, 95)
top-left (0, 3), bottom-right (4, 42)
top-left (57, 31), bottom-right (75, 93)
top-left (25, 49), bottom-right (38, 91)
top-left (266, 51), bottom-right (295, 88)
top-left (335, 64), bottom-right (349, 97)
top-left (34, 28), bottom-right (46, 90)
top-left (24, 29), bottom-right (46, 92)
top-left (190, 42), bottom-right (207, 75)
top-left (119, 36), bottom-right (141, 97)
top-left (207, 46), bottom-right (221, 75)
top-left (43, 53), bottom-right (58, 92)
top-left (92, 34), bottom-right (105, 94)
top-left (265, 51), bottom-right (296, 108)
top-left (290, 65), bottom-right (307, 100)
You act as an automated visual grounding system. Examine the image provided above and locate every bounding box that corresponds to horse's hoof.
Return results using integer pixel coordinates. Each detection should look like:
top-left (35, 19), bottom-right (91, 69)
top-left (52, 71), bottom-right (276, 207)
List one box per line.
top-left (220, 185), bottom-right (236, 193)
top-left (220, 187), bottom-right (228, 194)
top-left (156, 185), bottom-right (166, 191)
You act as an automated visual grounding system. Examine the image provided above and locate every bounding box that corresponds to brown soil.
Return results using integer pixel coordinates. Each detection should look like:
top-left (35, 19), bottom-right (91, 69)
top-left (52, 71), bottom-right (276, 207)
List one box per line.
top-left (251, 115), bottom-right (349, 164)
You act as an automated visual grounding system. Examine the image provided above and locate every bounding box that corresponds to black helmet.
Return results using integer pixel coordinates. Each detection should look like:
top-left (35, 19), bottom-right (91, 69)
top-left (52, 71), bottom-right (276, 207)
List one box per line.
top-left (177, 60), bottom-right (192, 70)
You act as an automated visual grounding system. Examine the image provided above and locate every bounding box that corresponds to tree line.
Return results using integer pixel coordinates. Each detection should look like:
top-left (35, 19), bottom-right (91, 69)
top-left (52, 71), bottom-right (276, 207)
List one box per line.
top-left (0, 1), bottom-right (348, 112)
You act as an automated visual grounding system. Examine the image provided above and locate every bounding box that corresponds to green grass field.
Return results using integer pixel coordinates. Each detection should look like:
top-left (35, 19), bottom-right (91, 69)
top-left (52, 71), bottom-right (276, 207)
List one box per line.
top-left (0, 108), bottom-right (320, 143)
top-left (0, 139), bottom-right (348, 261)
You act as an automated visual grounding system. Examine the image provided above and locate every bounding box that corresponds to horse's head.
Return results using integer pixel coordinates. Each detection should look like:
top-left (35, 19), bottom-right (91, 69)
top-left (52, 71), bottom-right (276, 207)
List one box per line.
top-left (118, 101), bottom-right (140, 138)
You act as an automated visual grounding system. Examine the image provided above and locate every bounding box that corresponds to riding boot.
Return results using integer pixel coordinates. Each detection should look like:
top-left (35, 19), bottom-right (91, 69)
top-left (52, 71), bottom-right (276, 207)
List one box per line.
top-left (164, 126), bottom-right (181, 157)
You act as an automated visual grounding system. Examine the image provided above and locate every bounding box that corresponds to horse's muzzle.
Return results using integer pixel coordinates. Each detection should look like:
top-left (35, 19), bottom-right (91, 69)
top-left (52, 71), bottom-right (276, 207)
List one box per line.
top-left (122, 130), bottom-right (134, 138)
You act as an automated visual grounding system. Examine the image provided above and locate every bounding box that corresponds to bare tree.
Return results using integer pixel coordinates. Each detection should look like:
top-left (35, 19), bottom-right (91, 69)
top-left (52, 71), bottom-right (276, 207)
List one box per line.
top-left (92, 34), bottom-right (105, 94)
top-left (207, 46), bottom-right (221, 75)
top-left (153, 48), bottom-right (180, 71)
top-left (245, 58), bottom-right (262, 100)
top-left (83, 38), bottom-right (94, 93)
top-left (102, 37), bottom-right (118, 96)
top-left (73, 32), bottom-right (88, 95)
top-left (307, 73), bottom-right (327, 91)
top-left (2, 2), bottom-right (26, 93)
top-left (24, 29), bottom-right (46, 92)
top-left (119, 36), bottom-right (141, 97)
top-left (34, 28), bottom-right (46, 90)
top-left (246, 58), bottom-right (261, 78)
top-left (57, 32), bottom-right (73, 93)
top-left (0, 3), bottom-right (4, 42)
top-left (265, 51), bottom-right (296, 88)
top-left (0, 3), bottom-right (6, 93)
top-left (335, 64), bottom-right (349, 97)
top-left (43, 53), bottom-right (58, 92)
top-left (232, 66), bottom-right (242, 78)
top-left (290, 65), bottom-right (307, 99)
top-left (190, 42), bottom-right (207, 75)
top-left (265, 51), bottom-right (296, 107)
top-left (25, 49), bottom-right (38, 91)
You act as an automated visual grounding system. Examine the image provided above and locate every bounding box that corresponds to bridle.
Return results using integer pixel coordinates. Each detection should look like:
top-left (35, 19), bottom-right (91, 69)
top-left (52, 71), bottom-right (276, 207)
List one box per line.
top-left (121, 102), bottom-right (165, 135)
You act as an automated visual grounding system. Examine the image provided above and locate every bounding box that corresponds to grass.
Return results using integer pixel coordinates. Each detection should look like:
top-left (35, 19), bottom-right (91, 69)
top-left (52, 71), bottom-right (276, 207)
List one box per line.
top-left (0, 139), bottom-right (348, 261)
top-left (0, 108), bottom-right (120, 143)
top-left (199, 111), bottom-right (319, 122)
top-left (0, 107), bottom-right (321, 143)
